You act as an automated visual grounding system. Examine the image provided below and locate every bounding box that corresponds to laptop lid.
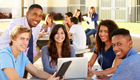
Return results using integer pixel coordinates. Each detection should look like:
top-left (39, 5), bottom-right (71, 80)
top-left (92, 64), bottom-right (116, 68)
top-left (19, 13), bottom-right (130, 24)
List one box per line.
top-left (57, 57), bottom-right (88, 79)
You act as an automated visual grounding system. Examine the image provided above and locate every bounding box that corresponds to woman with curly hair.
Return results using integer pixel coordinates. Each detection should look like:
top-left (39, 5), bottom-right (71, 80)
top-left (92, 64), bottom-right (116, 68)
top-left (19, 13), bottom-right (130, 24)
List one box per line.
top-left (41, 24), bottom-right (75, 74)
top-left (88, 20), bottom-right (122, 77)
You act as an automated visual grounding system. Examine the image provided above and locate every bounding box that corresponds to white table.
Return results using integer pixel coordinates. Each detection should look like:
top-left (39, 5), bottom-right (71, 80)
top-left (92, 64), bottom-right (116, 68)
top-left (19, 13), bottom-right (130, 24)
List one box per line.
top-left (38, 35), bottom-right (50, 40)
top-left (31, 77), bottom-right (85, 80)
top-left (30, 75), bottom-right (101, 80)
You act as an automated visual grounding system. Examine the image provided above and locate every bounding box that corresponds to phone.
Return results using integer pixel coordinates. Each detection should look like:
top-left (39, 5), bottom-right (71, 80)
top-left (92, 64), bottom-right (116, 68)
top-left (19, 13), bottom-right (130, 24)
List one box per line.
top-left (55, 60), bottom-right (72, 79)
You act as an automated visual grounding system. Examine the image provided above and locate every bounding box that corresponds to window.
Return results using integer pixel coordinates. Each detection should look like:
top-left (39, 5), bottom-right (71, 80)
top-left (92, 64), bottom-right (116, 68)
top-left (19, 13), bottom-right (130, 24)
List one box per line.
top-left (99, 0), bottom-right (127, 22)
top-left (137, 0), bottom-right (140, 22)
top-left (68, 0), bottom-right (86, 15)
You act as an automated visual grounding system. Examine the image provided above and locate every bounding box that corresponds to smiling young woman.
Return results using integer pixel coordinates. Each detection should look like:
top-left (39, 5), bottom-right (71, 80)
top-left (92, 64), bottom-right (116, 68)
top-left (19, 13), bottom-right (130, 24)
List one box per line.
top-left (88, 20), bottom-right (122, 77)
top-left (41, 24), bottom-right (75, 74)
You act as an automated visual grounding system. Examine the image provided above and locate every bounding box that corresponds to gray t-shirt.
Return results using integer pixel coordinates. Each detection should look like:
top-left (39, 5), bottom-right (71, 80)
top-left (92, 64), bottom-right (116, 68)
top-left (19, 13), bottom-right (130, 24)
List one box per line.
top-left (41, 45), bottom-right (75, 74)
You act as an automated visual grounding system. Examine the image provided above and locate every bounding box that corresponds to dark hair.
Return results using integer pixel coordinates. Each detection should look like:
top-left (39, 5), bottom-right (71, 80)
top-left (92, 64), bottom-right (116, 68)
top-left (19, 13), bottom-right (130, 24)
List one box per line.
top-left (96, 20), bottom-right (119, 53)
top-left (111, 28), bottom-right (132, 41)
top-left (65, 12), bottom-right (73, 17)
top-left (70, 17), bottom-right (78, 24)
top-left (28, 4), bottom-right (43, 11)
top-left (48, 24), bottom-right (71, 67)
top-left (74, 9), bottom-right (82, 22)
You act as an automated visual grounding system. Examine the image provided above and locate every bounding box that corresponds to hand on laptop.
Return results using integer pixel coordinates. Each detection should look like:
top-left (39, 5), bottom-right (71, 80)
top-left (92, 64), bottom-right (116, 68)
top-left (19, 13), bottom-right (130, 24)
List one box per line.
top-left (88, 63), bottom-right (92, 71)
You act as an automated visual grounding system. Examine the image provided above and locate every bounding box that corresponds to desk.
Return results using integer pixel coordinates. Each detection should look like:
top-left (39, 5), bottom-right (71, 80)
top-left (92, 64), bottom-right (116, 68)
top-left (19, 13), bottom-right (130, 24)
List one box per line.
top-left (38, 35), bottom-right (50, 40)
top-left (30, 75), bottom-right (101, 80)
top-left (37, 35), bottom-right (49, 49)
top-left (31, 77), bottom-right (85, 80)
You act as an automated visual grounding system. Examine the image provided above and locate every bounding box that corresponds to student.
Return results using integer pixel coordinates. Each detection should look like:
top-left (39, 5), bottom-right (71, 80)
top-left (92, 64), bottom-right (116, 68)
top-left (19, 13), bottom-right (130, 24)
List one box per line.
top-left (96, 29), bottom-right (140, 80)
top-left (0, 4), bottom-right (45, 78)
top-left (84, 6), bottom-right (98, 45)
top-left (73, 9), bottom-right (82, 24)
top-left (63, 12), bottom-right (73, 31)
top-left (0, 25), bottom-right (61, 80)
top-left (68, 17), bottom-right (86, 50)
top-left (0, 4), bottom-right (43, 64)
top-left (88, 20), bottom-right (122, 77)
top-left (41, 24), bottom-right (75, 74)
top-left (39, 14), bottom-right (56, 38)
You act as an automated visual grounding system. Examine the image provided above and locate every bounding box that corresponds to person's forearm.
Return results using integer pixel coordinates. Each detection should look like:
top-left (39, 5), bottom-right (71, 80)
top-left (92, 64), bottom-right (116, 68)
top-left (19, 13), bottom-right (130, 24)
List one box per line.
top-left (88, 53), bottom-right (98, 67)
top-left (89, 60), bottom-right (96, 67)
top-left (95, 67), bottom-right (116, 75)
top-left (20, 78), bottom-right (31, 80)
top-left (38, 34), bottom-right (42, 38)
top-left (44, 67), bottom-right (57, 74)
top-left (11, 78), bottom-right (31, 80)
top-left (35, 70), bottom-right (52, 79)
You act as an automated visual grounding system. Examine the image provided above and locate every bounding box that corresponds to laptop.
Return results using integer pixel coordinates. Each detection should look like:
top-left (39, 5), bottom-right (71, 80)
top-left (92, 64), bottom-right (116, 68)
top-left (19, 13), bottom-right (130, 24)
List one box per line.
top-left (57, 57), bottom-right (88, 79)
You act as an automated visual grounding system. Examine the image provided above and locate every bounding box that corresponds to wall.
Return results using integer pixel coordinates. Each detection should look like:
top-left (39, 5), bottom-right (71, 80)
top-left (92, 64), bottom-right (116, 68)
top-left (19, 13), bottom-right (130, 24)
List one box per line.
top-left (86, 0), bottom-right (99, 19)
top-left (0, 0), bottom-right (22, 18)
top-left (0, 0), bottom-right (12, 13)
top-left (34, 0), bottom-right (48, 14)
top-left (0, 0), bottom-right (137, 22)
top-left (51, 0), bottom-right (68, 16)
top-left (131, 0), bottom-right (136, 22)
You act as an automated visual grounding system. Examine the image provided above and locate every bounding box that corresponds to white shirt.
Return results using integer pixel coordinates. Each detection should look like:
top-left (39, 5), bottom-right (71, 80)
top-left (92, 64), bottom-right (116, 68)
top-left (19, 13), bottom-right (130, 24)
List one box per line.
top-left (87, 17), bottom-right (95, 29)
top-left (69, 24), bottom-right (86, 50)
top-left (0, 17), bottom-right (40, 51)
top-left (83, 16), bottom-right (95, 29)
top-left (46, 27), bottom-right (51, 33)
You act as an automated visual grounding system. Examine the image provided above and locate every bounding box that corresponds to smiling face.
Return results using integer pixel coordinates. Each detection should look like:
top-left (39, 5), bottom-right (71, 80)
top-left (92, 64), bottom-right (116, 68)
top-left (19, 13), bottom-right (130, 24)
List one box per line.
top-left (112, 35), bottom-right (132, 59)
top-left (26, 8), bottom-right (43, 28)
top-left (11, 32), bottom-right (30, 53)
top-left (54, 27), bottom-right (65, 44)
top-left (99, 25), bottom-right (110, 43)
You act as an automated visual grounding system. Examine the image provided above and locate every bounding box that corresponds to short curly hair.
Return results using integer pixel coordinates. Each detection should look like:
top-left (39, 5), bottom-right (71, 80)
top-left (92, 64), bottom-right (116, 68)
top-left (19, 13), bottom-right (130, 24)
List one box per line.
top-left (96, 20), bottom-right (119, 53)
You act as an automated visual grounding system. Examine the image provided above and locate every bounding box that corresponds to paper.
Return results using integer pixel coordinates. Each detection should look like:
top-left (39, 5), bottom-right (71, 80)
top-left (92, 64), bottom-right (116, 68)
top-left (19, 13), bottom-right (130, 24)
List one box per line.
top-left (91, 75), bottom-right (102, 80)
top-left (83, 16), bottom-right (88, 21)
